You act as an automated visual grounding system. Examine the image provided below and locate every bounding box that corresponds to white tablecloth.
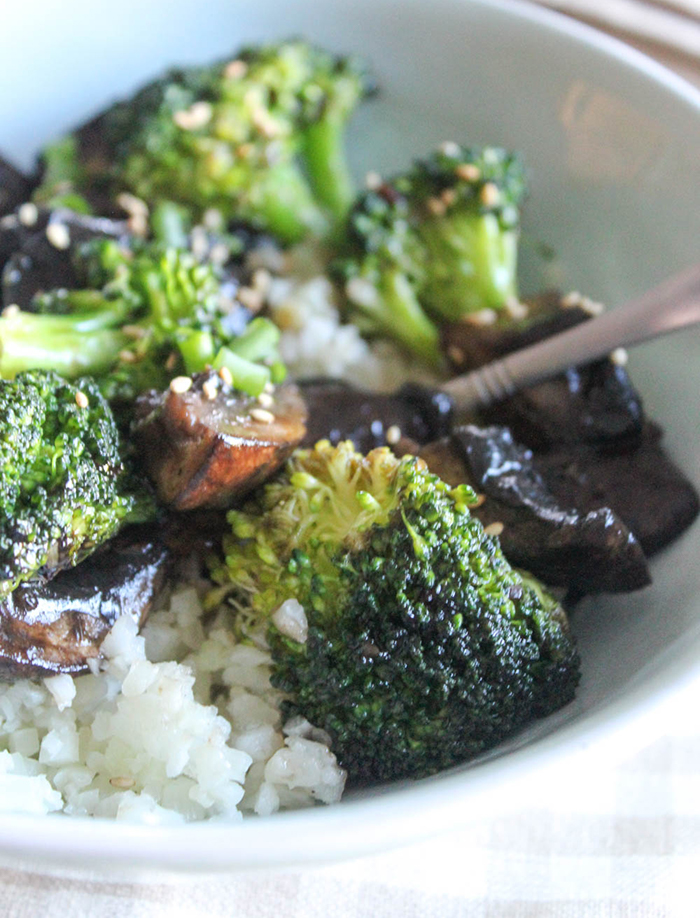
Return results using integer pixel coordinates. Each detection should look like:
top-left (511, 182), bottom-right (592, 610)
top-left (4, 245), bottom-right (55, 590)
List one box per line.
top-left (3, 3), bottom-right (700, 915)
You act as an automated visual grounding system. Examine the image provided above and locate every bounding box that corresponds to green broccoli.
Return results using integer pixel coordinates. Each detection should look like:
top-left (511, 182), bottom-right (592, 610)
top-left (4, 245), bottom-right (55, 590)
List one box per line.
top-left (212, 440), bottom-right (580, 784)
top-left (334, 144), bottom-right (526, 366)
top-left (0, 237), bottom-right (284, 402)
top-left (0, 370), bottom-right (143, 595)
top-left (34, 41), bottom-right (373, 244)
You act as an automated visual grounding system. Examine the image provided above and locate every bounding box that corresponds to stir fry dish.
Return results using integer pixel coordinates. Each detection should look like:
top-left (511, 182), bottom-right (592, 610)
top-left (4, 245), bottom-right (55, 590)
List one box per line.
top-left (0, 39), bottom-right (696, 822)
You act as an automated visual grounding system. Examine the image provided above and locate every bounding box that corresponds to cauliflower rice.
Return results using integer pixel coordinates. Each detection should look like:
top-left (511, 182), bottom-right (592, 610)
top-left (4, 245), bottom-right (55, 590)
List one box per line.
top-left (0, 266), bottom-right (423, 824)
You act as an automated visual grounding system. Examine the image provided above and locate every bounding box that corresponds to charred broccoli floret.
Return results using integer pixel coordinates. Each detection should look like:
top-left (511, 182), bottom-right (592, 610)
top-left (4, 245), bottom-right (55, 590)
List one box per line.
top-left (334, 144), bottom-right (526, 366)
top-left (0, 237), bottom-right (284, 402)
top-left (34, 41), bottom-right (373, 244)
top-left (212, 441), bottom-right (580, 784)
top-left (0, 370), bottom-right (141, 595)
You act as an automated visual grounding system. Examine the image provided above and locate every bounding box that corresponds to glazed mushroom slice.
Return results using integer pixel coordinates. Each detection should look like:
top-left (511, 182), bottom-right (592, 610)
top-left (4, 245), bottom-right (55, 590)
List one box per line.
top-left (418, 425), bottom-right (651, 596)
top-left (0, 526), bottom-right (170, 680)
top-left (535, 422), bottom-right (700, 557)
top-left (133, 372), bottom-right (308, 510)
top-left (299, 378), bottom-right (453, 453)
top-left (1, 209), bottom-right (129, 309)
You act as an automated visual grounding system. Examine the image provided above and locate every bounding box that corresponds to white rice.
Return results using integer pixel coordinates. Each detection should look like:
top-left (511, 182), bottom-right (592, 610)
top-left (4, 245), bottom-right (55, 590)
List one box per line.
top-left (267, 245), bottom-right (439, 392)
top-left (0, 587), bottom-right (346, 823)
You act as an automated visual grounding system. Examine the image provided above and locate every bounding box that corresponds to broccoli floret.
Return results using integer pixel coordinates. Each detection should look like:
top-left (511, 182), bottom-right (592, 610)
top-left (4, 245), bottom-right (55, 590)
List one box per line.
top-left (212, 441), bottom-right (580, 784)
top-left (334, 144), bottom-right (526, 365)
top-left (34, 41), bottom-right (373, 244)
top-left (0, 237), bottom-right (284, 402)
top-left (0, 370), bottom-right (141, 595)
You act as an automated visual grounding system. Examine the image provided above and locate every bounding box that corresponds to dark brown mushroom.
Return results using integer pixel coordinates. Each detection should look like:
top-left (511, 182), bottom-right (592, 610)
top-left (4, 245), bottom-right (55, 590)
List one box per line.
top-left (0, 526), bottom-right (170, 680)
top-left (419, 426), bottom-right (651, 596)
top-left (133, 372), bottom-right (308, 510)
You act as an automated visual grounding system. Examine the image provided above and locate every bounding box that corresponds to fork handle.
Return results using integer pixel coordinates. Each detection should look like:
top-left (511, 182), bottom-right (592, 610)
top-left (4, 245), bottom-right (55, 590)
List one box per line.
top-left (441, 261), bottom-right (700, 413)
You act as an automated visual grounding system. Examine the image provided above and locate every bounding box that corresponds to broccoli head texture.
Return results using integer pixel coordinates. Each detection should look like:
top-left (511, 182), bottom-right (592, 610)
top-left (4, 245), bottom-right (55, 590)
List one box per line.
top-left (0, 236), bottom-right (284, 403)
top-left (0, 370), bottom-right (141, 595)
top-left (212, 440), bottom-right (580, 784)
top-left (34, 41), bottom-right (374, 244)
top-left (334, 144), bottom-right (526, 366)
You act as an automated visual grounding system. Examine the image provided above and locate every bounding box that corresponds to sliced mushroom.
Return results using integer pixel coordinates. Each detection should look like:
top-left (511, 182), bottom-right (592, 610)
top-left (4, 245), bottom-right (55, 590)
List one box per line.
top-left (133, 372), bottom-right (307, 510)
top-left (299, 378), bottom-right (453, 453)
top-left (1, 209), bottom-right (129, 309)
top-left (0, 526), bottom-right (170, 680)
top-left (422, 425), bottom-right (651, 596)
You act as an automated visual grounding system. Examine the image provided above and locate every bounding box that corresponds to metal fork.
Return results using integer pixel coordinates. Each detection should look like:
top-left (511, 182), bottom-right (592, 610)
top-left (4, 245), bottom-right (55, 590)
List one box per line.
top-left (441, 261), bottom-right (700, 413)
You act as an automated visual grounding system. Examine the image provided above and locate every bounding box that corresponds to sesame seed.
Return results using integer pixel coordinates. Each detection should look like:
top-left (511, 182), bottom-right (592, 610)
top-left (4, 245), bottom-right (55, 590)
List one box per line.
top-left (122, 324), bottom-right (146, 339)
top-left (427, 197), bottom-right (446, 217)
top-left (560, 291), bottom-right (582, 309)
top-left (238, 286), bottom-right (264, 313)
top-left (346, 277), bottom-right (379, 309)
top-left (109, 776), bottom-right (135, 790)
top-left (170, 376), bottom-right (193, 394)
top-left (2, 304), bottom-right (20, 318)
top-left (202, 207), bottom-right (224, 231)
top-left (218, 366), bottom-right (233, 386)
top-left (252, 268), bottom-right (272, 295)
top-left (455, 163), bottom-right (481, 182)
top-left (447, 345), bottom-right (465, 365)
top-left (17, 202), bottom-right (39, 227)
top-left (224, 59), bottom-right (248, 79)
top-left (257, 392), bottom-right (274, 409)
top-left (173, 101), bottom-right (213, 131)
top-left (202, 378), bottom-right (219, 401)
top-left (580, 296), bottom-right (605, 317)
top-left (75, 391), bottom-right (89, 409)
top-left (127, 213), bottom-right (148, 237)
top-left (252, 107), bottom-right (280, 139)
top-left (440, 141), bottom-right (461, 158)
top-left (386, 425), bottom-right (402, 445)
top-left (210, 242), bottom-right (231, 267)
top-left (471, 493), bottom-right (486, 508)
top-left (250, 407), bottom-right (275, 424)
top-left (480, 182), bottom-right (501, 208)
top-left (190, 226), bottom-right (209, 261)
top-left (505, 297), bottom-right (529, 320)
top-left (263, 381), bottom-right (275, 394)
top-left (118, 349), bottom-right (137, 364)
top-left (610, 347), bottom-right (628, 366)
top-left (440, 188), bottom-right (457, 207)
top-left (464, 308), bottom-right (498, 327)
top-left (365, 171), bottom-right (382, 190)
top-left (165, 351), bottom-right (178, 371)
top-left (46, 222), bottom-right (70, 250)
top-left (116, 193), bottom-right (149, 218)
top-left (484, 521), bottom-right (504, 537)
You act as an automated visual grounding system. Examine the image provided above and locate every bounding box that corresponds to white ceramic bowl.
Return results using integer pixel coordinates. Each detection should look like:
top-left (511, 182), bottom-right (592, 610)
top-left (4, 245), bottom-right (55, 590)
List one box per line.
top-left (1, 0), bottom-right (700, 876)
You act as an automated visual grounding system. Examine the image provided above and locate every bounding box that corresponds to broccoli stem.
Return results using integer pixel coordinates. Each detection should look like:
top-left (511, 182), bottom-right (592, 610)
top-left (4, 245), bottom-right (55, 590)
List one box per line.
top-left (419, 212), bottom-right (520, 319)
top-left (213, 347), bottom-right (271, 396)
top-left (374, 268), bottom-right (442, 368)
top-left (227, 317), bottom-right (280, 362)
top-left (0, 310), bottom-right (128, 379)
top-left (150, 201), bottom-right (191, 248)
top-left (300, 116), bottom-right (355, 223)
top-left (246, 164), bottom-right (328, 244)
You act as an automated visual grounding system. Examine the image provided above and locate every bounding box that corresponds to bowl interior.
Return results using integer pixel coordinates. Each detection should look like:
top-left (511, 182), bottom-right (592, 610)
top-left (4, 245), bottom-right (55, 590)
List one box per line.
top-left (1, 0), bottom-right (700, 873)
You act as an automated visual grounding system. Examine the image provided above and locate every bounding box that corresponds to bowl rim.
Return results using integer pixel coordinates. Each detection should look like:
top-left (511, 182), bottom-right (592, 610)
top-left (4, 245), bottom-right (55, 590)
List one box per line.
top-left (2, 0), bottom-right (700, 875)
